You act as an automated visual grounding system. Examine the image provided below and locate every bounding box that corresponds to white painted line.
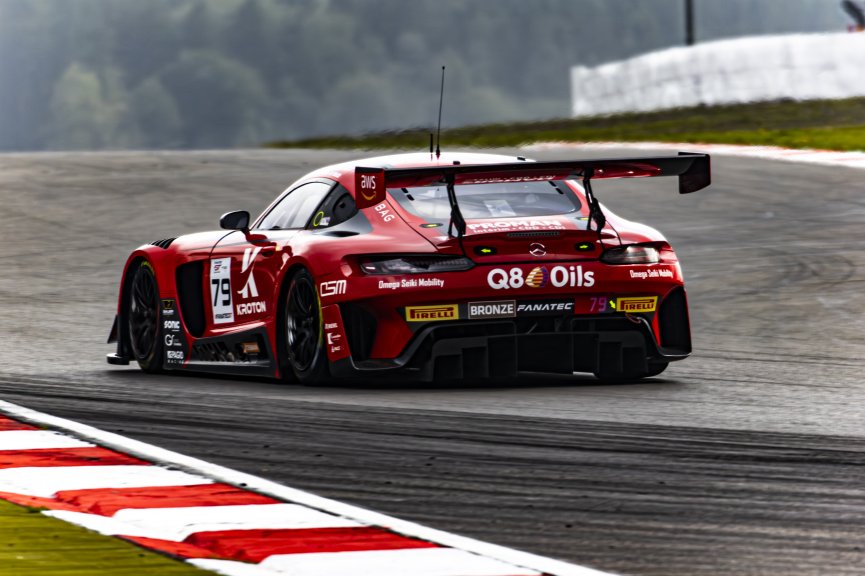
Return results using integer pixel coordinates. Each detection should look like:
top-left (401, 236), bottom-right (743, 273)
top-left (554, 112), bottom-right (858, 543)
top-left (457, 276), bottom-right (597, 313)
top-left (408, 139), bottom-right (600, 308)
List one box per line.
top-left (50, 503), bottom-right (361, 541)
top-left (187, 560), bottom-right (280, 576)
top-left (0, 400), bottom-right (615, 576)
top-left (0, 430), bottom-right (94, 451)
top-left (260, 548), bottom-right (543, 576)
top-left (0, 465), bottom-right (212, 497)
top-left (191, 548), bottom-right (542, 576)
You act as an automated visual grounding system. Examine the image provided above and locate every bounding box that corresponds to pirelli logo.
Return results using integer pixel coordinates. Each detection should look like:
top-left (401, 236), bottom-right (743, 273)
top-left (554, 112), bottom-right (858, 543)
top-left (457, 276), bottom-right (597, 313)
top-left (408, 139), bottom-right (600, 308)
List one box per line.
top-left (405, 304), bottom-right (459, 322)
top-left (616, 296), bottom-right (658, 313)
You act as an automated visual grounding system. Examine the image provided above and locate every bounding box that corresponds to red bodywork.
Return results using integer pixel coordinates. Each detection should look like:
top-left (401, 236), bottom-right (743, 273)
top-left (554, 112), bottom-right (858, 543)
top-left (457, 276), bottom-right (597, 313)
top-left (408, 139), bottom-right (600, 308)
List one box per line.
top-left (108, 151), bottom-right (710, 381)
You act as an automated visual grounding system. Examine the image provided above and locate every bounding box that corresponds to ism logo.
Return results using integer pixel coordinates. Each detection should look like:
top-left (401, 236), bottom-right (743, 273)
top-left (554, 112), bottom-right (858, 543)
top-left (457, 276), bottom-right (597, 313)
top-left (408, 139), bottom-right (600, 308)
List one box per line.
top-left (525, 267), bottom-right (549, 288)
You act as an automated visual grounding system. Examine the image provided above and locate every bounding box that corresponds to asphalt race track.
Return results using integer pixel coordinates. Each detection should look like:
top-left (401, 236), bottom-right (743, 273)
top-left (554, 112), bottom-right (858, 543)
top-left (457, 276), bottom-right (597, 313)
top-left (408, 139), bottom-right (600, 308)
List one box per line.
top-left (1, 148), bottom-right (864, 576)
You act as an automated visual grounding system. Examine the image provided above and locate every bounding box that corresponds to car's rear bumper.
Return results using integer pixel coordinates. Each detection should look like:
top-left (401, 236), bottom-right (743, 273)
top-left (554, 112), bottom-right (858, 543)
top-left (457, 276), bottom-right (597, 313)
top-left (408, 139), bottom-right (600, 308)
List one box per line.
top-left (331, 308), bottom-right (690, 381)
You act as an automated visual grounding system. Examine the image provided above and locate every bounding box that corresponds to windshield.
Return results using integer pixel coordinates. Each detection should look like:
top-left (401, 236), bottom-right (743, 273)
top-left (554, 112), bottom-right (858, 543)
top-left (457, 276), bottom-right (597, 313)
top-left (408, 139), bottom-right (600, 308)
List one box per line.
top-left (390, 180), bottom-right (581, 221)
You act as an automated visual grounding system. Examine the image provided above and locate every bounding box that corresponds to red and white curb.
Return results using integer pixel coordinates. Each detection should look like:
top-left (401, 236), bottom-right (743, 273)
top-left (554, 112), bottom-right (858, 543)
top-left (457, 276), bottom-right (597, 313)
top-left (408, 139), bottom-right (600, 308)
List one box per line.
top-left (0, 400), bottom-right (613, 576)
top-left (524, 141), bottom-right (865, 170)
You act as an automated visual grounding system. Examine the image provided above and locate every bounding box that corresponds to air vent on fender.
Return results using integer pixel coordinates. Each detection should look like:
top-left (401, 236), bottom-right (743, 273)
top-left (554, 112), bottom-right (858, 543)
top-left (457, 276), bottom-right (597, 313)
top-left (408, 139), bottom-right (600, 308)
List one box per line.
top-left (151, 238), bottom-right (176, 249)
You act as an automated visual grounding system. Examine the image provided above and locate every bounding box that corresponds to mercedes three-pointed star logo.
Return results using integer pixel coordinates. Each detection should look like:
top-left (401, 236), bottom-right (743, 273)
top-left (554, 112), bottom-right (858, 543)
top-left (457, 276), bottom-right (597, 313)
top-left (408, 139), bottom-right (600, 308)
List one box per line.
top-left (529, 243), bottom-right (547, 257)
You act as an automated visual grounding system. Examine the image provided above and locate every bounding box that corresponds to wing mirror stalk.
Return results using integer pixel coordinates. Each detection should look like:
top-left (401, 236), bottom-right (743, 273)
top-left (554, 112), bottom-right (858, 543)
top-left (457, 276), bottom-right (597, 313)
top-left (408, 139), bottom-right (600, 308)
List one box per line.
top-left (219, 211), bottom-right (274, 250)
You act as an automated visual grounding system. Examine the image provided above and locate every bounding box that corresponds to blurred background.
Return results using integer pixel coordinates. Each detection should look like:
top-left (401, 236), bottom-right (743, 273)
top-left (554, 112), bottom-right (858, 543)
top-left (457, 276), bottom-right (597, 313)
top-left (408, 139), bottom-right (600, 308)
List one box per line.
top-left (0, 0), bottom-right (849, 151)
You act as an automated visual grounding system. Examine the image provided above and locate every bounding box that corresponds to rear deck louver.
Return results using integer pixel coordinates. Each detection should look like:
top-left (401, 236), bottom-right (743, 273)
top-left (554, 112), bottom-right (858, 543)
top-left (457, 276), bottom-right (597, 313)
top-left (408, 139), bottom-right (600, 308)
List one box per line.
top-left (506, 231), bottom-right (561, 239)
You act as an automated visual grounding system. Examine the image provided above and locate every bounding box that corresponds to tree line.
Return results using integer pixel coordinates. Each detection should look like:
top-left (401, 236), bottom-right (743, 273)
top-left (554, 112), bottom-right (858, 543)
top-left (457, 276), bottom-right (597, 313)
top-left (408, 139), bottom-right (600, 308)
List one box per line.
top-left (0, 0), bottom-right (842, 151)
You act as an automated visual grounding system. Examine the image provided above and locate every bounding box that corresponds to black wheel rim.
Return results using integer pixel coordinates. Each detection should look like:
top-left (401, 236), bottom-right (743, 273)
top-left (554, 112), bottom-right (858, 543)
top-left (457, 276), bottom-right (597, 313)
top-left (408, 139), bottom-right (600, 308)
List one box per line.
top-left (286, 276), bottom-right (320, 372)
top-left (129, 265), bottom-right (159, 361)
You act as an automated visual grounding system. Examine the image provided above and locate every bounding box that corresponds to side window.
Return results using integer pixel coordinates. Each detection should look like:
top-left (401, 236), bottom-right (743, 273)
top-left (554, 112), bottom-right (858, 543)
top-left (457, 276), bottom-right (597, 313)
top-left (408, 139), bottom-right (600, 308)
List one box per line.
top-left (257, 182), bottom-right (333, 230)
top-left (309, 184), bottom-right (357, 229)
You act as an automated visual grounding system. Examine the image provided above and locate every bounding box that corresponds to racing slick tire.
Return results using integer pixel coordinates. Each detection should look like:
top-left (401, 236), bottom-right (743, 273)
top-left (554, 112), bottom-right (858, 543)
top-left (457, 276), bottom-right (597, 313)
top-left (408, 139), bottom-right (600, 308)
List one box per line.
top-left (646, 362), bottom-right (669, 378)
top-left (280, 269), bottom-right (330, 384)
top-left (127, 261), bottom-right (163, 373)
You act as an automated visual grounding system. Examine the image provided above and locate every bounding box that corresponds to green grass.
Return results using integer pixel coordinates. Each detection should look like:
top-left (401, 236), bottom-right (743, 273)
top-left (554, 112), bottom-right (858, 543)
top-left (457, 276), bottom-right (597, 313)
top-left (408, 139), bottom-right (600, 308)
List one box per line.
top-left (266, 97), bottom-right (865, 151)
top-left (0, 500), bottom-right (210, 576)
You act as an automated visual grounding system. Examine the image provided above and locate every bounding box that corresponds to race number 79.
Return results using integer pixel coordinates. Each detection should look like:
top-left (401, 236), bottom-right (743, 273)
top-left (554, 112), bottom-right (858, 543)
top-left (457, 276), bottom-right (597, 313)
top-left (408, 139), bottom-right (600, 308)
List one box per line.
top-left (211, 278), bottom-right (230, 306)
top-left (209, 257), bottom-right (234, 324)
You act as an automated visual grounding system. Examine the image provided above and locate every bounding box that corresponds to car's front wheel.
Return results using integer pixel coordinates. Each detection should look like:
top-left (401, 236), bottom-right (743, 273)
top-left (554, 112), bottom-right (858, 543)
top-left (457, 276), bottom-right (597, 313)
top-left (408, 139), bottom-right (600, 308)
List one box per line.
top-left (127, 261), bottom-right (163, 373)
top-left (281, 269), bottom-right (329, 384)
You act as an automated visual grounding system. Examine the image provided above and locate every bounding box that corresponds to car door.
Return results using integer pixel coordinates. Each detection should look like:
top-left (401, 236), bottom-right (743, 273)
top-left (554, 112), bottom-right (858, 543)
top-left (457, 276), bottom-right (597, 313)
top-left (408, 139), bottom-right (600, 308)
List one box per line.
top-left (207, 180), bottom-right (335, 332)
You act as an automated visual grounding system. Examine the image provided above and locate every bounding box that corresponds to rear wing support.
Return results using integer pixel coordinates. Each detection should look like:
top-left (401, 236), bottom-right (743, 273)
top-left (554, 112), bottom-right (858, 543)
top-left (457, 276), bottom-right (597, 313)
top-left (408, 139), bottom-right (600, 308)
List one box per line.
top-left (581, 168), bottom-right (607, 240)
top-left (444, 173), bottom-right (466, 240)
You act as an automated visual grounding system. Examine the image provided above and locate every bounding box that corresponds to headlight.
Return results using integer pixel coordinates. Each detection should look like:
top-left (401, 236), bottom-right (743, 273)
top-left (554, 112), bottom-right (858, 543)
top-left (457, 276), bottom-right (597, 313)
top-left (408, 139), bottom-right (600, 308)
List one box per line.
top-left (360, 255), bottom-right (474, 275)
top-left (601, 245), bottom-right (660, 265)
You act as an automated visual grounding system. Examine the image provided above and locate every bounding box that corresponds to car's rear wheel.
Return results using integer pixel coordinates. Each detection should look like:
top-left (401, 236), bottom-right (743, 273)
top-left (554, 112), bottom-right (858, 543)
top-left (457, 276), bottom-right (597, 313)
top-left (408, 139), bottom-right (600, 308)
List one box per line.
top-left (646, 361), bottom-right (669, 378)
top-left (127, 261), bottom-right (163, 373)
top-left (282, 269), bottom-right (329, 384)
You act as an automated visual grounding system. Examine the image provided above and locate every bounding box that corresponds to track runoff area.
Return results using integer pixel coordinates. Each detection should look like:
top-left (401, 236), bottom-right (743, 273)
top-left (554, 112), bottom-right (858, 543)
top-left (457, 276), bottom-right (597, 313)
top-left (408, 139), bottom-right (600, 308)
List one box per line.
top-left (0, 400), bottom-right (610, 576)
top-left (3, 141), bottom-right (864, 575)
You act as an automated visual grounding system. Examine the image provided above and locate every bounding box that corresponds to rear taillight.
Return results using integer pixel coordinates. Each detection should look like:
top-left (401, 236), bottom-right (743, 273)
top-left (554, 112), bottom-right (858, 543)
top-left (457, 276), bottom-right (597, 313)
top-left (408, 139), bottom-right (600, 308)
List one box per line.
top-left (359, 255), bottom-right (474, 275)
top-left (601, 244), bottom-right (660, 265)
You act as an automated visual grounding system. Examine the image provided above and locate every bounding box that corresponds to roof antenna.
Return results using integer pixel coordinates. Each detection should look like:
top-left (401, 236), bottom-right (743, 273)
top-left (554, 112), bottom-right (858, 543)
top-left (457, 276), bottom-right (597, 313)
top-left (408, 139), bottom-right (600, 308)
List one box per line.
top-left (435, 66), bottom-right (445, 159)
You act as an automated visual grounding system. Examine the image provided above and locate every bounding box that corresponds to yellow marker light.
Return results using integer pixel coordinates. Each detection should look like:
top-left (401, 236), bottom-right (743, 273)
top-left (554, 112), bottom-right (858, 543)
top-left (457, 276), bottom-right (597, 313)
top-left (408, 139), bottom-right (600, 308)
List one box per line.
top-left (474, 246), bottom-right (497, 256)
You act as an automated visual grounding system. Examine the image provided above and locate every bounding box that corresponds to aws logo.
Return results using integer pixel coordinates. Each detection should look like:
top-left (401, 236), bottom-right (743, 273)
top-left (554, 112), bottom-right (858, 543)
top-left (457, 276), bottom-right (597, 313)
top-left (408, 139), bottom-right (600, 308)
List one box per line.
top-left (354, 168), bottom-right (386, 209)
top-left (359, 174), bottom-right (380, 200)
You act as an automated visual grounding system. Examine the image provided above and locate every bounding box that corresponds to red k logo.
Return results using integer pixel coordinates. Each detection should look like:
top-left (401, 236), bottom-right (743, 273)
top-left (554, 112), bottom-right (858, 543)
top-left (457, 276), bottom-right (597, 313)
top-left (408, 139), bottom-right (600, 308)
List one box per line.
top-left (239, 247), bottom-right (260, 299)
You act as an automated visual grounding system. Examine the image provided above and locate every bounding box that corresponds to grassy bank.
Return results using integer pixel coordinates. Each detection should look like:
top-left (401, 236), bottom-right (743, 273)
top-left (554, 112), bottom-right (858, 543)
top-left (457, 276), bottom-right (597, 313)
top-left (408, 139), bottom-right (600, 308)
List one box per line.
top-left (0, 500), bottom-right (207, 576)
top-left (267, 97), bottom-right (865, 151)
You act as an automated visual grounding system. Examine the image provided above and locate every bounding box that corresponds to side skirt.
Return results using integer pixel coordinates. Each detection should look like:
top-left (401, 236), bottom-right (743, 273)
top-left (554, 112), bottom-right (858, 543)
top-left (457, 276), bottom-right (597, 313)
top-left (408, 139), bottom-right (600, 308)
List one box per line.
top-left (169, 325), bottom-right (277, 378)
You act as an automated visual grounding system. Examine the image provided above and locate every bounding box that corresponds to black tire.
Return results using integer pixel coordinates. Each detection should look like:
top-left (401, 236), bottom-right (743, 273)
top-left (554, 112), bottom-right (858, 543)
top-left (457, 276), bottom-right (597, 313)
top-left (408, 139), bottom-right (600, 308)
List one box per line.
top-left (127, 261), bottom-right (163, 373)
top-left (281, 269), bottom-right (329, 384)
top-left (646, 362), bottom-right (669, 378)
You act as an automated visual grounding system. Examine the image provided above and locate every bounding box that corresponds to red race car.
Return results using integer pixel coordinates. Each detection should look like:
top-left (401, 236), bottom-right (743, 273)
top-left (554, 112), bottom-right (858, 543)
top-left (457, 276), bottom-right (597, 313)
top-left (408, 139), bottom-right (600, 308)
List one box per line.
top-left (107, 151), bottom-right (710, 382)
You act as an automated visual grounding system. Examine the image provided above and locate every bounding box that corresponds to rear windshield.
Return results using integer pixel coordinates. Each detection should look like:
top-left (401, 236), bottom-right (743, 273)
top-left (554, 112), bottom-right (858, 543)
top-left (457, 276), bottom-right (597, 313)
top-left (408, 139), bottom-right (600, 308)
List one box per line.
top-left (390, 180), bottom-right (581, 221)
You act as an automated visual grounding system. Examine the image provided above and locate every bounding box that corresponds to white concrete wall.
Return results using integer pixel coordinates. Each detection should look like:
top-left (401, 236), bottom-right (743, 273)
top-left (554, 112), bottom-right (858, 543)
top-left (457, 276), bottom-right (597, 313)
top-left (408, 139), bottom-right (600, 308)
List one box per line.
top-left (571, 32), bottom-right (865, 117)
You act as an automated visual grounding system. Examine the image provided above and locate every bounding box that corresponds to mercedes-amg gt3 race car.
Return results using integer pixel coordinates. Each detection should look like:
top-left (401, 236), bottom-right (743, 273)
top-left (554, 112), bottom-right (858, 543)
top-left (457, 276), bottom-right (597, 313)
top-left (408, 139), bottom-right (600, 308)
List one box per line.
top-left (107, 151), bottom-right (710, 382)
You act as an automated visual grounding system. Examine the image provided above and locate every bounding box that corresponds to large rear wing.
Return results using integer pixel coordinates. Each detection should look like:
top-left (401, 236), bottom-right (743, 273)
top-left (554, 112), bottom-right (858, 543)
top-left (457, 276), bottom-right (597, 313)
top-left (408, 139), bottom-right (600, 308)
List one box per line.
top-left (355, 152), bottom-right (710, 206)
top-left (353, 152), bottom-right (711, 239)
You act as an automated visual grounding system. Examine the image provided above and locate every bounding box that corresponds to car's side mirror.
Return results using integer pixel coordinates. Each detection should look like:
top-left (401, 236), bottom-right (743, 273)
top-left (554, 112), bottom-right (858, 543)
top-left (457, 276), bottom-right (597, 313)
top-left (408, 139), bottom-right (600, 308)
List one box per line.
top-left (220, 210), bottom-right (250, 232)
